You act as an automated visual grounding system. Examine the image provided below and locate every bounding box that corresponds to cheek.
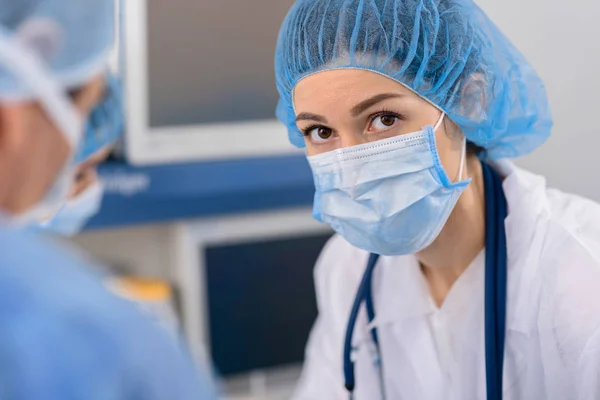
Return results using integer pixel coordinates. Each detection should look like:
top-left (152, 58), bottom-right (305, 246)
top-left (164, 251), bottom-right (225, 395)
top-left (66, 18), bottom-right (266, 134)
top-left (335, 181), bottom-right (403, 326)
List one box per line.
top-left (32, 113), bottom-right (72, 182)
top-left (304, 139), bottom-right (315, 156)
top-left (12, 111), bottom-right (72, 211)
top-left (304, 139), bottom-right (324, 157)
top-left (43, 122), bottom-right (71, 171)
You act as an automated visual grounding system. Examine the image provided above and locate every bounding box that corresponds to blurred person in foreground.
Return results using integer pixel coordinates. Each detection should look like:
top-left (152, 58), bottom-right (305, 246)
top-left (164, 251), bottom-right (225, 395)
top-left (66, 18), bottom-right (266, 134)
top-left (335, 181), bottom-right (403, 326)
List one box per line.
top-left (36, 74), bottom-right (124, 237)
top-left (0, 1), bottom-right (216, 399)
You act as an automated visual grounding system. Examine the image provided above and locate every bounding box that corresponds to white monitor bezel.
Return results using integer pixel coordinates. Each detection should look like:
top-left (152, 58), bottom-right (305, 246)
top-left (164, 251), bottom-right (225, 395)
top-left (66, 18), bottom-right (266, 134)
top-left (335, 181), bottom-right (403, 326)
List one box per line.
top-left (122, 0), bottom-right (301, 166)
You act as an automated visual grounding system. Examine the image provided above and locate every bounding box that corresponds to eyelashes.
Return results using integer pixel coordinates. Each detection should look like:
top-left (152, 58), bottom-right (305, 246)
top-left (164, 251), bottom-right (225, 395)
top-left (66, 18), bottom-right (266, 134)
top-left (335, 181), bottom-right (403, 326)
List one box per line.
top-left (299, 109), bottom-right (405, 140)
top-left (300, 124), bottom-right (323, 137)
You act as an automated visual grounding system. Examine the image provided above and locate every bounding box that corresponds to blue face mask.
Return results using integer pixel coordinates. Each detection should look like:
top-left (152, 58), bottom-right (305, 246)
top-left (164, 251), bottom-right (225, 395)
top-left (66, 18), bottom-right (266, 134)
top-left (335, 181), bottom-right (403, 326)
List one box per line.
top-left (307, 114), bottom-right (470, 256)
top-left (39, 180), bottom-right (105, 237)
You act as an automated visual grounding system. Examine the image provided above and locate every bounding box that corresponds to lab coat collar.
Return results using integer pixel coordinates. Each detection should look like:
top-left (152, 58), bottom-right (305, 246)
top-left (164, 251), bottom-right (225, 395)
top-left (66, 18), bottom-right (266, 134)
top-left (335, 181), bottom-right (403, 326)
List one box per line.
top-left (369, 249), bottom-right (485, 330)
top-left (360, 161), bottom-right (550, 396)
top-left (370, 160), bottom-right (549, 336)
top-left (370, 254), bottom-right (431, 326)
top-left (494, 160), bottom-right (550, 335)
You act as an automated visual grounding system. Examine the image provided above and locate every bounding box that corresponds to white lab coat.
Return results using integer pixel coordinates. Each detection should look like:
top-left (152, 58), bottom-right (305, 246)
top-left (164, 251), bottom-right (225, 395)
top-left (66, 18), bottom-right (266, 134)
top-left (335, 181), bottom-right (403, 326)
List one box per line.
top-left (292, 161), bottom-right (600, 400)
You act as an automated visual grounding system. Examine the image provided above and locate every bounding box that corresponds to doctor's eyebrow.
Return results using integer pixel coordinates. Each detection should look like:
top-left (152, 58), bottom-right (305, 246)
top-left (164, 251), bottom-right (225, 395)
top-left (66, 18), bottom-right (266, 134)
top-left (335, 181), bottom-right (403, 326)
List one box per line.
top-left (350, 93), bottom-right (405, 116)
top-left (296, 112), bottom-right (328, 123)
top-left (295, 93), bottom-right (406, 123)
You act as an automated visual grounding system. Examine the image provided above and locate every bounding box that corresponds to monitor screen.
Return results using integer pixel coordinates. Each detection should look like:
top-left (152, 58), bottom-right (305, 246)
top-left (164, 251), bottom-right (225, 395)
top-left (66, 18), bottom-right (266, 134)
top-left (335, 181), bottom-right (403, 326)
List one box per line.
top-left (204, 233), bottom-right (331, 377)
top-left (146, 0), bottom-right (295, 129)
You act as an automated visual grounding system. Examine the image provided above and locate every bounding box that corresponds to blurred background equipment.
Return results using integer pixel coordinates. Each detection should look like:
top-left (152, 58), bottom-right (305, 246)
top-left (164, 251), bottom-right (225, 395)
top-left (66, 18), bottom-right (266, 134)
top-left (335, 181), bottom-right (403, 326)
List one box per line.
top-left (75, 208), bottom-right (332, 400)
top-left (107, 275), bottom-right (180, 340)
top-left (121, 0), bottom-right (299, 165)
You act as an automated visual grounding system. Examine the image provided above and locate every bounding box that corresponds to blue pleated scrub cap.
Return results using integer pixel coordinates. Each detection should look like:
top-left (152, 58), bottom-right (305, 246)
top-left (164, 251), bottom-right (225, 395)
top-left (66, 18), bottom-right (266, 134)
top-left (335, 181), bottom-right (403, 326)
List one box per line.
top-left (275, 0), bottom-right (553, 159)
top-left (0, 0), bottom-right (114, 100)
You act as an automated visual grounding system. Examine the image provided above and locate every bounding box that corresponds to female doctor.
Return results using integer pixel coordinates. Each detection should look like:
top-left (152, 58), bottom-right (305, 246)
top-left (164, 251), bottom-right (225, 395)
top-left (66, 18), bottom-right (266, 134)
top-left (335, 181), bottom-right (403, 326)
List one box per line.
top-left (274, 1), bottom-right (600, 399)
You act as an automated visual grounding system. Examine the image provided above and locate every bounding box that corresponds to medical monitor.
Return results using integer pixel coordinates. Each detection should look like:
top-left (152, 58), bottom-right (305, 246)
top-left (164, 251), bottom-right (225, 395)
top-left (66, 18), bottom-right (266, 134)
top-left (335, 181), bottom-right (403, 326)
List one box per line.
top-left (174, 208), bottom-right (333, 397)
top-left (122, 0), bottom-right (299, 165)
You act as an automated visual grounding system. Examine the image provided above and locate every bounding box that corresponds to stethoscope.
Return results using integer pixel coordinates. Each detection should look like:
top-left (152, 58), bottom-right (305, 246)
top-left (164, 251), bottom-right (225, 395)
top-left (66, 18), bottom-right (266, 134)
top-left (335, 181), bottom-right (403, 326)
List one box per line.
top-left (343, 162), bottom-right (508, 400)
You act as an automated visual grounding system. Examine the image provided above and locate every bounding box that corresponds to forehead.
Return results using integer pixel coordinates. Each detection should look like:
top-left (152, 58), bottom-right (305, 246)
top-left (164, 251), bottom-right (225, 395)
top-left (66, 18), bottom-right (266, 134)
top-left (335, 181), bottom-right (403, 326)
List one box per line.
top-left (293, 69), bottom-right (419, 112)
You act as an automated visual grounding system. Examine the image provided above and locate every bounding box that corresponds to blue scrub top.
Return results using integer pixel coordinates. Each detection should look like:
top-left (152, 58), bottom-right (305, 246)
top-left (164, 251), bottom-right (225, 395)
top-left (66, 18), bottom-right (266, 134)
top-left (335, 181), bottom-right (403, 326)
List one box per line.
top-left (0, 225), bottom-right (215, 400)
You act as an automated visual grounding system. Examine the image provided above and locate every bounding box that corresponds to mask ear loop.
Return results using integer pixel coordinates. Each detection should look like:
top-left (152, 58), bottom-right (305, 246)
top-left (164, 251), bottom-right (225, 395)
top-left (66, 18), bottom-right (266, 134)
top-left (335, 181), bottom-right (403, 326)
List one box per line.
top-left (434, 112), bottom-right (446, 131)
top-left (456, 135), bottom-right (467, 182)
top-left (433, 112), bottom-right (467, 183)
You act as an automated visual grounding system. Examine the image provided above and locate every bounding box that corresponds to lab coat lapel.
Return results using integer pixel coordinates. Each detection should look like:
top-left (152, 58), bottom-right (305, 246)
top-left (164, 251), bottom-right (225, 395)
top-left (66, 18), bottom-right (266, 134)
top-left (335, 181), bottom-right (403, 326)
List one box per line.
top-left (374, 256), bottom-right (447, 400)
top-left (500, 160), bottom-right (548, 394)
top-left (456, 292), bottom-right (529, 398)
top-left (501, 163), bottom-right (546, 337)
top-left (391, 318), bottom-right (448, 400)
top-left (457, 161), bottom-right (545, 397)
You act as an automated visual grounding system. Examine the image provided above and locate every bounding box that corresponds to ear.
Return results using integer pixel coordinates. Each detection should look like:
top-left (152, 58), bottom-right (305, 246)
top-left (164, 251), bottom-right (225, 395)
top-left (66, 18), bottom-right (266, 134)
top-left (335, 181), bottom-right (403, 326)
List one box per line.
top-left (0, 101), bottom-right (29, 155)
top-left (74, 75), bottom-right (106, 117)
top-left (459, 73), bottom-right (487, 120)
top-left (442, 117), bottom-right (464, 141)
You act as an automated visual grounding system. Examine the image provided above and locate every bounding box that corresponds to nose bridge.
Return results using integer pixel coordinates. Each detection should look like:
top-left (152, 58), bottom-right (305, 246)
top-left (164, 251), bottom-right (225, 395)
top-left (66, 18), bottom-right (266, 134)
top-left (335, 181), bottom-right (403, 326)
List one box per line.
top-left (338, 127), bottom-right (366, 149)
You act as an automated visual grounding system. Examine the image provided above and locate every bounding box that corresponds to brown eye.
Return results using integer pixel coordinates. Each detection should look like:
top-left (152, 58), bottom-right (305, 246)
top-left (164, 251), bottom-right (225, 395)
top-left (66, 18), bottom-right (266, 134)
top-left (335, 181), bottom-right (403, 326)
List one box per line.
top-left (317, 127), bottom-right (332, 139)
top-left (308, 126), bottom-right (333, 143)
top-left (371, 114), bottom-right (399, 131)
top-left (380, 115), bottom-right (396, 126)
top-left (67, 85), bottom-right (86, 102)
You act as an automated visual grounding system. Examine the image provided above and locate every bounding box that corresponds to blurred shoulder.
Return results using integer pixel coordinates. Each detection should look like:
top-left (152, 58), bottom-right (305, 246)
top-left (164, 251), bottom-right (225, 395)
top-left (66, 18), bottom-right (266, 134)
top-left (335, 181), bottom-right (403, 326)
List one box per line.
top-left (0, 226), bottom-right (212, 399)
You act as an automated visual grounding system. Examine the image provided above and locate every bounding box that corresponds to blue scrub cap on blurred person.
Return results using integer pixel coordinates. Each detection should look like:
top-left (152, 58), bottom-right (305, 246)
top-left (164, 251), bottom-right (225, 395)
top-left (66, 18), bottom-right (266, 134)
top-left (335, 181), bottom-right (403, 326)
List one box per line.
top-left (0, 0), bottom-right (114, 226)
top-left (75, 74), bottom-right (124, 164)
top-left (275, 0), bottom-right (553, 159)
top-left (0, 0), bottom-right (115, 99)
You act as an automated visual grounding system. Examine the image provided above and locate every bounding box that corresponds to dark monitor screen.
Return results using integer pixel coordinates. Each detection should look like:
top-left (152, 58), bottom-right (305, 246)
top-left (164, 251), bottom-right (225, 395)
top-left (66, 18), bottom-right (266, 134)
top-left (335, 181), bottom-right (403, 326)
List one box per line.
top-left (204, 233), bottom-right (331, 377)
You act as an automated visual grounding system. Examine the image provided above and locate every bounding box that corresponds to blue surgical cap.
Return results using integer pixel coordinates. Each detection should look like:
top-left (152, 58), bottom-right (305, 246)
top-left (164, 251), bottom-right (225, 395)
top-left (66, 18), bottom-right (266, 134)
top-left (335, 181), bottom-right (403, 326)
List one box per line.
top-left (74, 74), bottom-right (124, 164)
top-left (275, 0), bottom-right (553, 159)
top-left (0, 0), bottom-right (115, 99)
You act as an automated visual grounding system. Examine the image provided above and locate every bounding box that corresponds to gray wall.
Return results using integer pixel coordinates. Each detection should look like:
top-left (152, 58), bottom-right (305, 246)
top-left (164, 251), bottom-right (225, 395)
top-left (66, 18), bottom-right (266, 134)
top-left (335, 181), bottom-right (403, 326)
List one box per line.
top-left (475, 0), bottom-right (600, 200)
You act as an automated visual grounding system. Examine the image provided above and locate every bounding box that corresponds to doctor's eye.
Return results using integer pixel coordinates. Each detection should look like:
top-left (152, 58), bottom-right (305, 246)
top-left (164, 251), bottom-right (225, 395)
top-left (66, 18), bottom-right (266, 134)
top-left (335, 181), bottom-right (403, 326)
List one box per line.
top-left (303, 125), bottom-right (334, 143)
top-left (368, 112), bottom-right (402, 132)
top-left (67, 85), bottom-right (86, 102)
